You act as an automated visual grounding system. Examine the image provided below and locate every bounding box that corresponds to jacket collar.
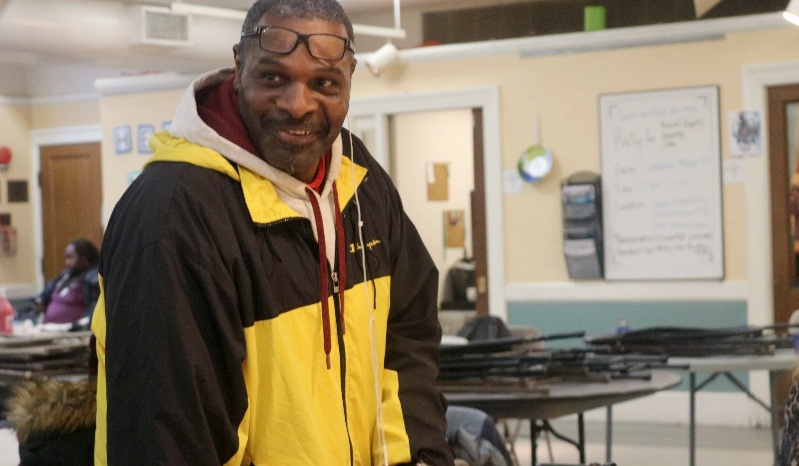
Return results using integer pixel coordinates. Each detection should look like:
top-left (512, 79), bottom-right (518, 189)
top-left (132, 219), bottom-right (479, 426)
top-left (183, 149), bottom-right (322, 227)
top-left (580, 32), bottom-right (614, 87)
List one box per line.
top-left (147, 130), bottom-right (367, 225)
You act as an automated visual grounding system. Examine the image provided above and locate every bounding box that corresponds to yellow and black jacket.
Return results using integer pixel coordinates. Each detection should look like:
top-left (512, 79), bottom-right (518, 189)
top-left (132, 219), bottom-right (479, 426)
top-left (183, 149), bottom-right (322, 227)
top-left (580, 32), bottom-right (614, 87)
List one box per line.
top-left (92, 69), bottom-right (452, 465)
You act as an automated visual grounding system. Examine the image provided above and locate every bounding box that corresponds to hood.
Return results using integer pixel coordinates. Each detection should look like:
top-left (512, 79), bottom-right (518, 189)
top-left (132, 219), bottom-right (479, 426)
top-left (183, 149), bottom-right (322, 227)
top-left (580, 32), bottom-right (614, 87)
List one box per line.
top-left (147, 68), bottom-right (367, 228)
top-left (164, 68), bottom-right (347, 202)
top-left (7, 378), bottom-right (97, 442)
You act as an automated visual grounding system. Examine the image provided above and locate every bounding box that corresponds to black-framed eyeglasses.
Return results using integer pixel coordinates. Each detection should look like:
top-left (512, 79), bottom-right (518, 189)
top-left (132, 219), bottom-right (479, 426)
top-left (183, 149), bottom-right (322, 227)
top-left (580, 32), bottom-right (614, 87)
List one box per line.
top-left (241, 25), bottom-right (355, 61)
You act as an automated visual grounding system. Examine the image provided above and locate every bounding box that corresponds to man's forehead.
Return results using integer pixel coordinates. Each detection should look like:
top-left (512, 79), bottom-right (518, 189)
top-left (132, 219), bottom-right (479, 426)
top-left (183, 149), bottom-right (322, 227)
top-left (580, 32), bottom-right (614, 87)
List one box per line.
top-left (260, 14), bottom-right (348, 36)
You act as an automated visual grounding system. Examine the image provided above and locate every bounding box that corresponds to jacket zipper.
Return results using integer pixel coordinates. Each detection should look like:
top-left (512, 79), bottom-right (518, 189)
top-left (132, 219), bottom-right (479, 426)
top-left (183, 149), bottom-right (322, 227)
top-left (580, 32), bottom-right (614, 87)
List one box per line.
top-left (260, 216), bottom-right (354, 464)
top-left (331, 268), bottom-right (354, 466)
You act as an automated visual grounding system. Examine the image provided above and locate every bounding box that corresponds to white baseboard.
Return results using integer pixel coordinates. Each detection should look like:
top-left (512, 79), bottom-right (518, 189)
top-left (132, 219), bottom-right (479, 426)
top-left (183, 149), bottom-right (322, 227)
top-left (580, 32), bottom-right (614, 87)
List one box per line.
top-left (580, 390), bottom-right (773, 428)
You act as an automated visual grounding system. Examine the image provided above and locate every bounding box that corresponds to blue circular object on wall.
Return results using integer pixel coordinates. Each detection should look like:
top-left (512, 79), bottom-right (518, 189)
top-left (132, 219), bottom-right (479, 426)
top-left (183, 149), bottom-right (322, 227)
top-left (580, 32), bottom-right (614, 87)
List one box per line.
top-left (518, 144), bottom-right (553, 183)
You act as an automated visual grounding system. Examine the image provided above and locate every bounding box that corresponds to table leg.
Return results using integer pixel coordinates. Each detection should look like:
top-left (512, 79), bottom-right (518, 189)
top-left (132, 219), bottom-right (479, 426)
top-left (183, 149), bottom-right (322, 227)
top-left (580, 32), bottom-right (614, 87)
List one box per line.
top-left (530, 418), bottom-right (538, 466)
top-left (578, 413), bottom-right (586, 464)
top-left (770, 370), bottom-right (781, 466)
top-left (690, 372), bottom-right (696, 466)
top-left (606, 405), bottom-right (613, 463)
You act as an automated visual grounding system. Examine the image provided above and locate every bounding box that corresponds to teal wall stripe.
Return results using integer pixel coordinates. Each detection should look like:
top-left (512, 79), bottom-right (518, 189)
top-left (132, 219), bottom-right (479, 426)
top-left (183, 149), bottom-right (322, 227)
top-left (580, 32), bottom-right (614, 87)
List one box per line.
top-left (507, 300), bottom-right (748, 392)
top-left (9, 297), bottom-right (31, 312)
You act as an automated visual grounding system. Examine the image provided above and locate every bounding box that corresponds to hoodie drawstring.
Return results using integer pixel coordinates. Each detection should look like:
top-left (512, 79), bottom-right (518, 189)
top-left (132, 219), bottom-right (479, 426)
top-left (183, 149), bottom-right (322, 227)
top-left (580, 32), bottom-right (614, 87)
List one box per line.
top-left (305, 183), bottom-right (347, 370)
top-left (332, 182), bottom-right (346, 336)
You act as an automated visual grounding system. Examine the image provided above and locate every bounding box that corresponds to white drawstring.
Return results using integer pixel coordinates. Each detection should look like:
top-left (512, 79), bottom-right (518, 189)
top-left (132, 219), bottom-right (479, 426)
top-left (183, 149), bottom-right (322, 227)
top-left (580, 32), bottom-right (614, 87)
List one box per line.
top-left (347, 124), bottom-right (389, 466)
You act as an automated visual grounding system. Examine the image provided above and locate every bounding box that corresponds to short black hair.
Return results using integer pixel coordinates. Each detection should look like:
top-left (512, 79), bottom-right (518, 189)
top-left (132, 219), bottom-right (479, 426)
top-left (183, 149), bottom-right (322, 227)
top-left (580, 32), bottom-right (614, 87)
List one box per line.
top-left (241, 0), bottom-right (354, 42)
top-left (70, 238), bottom-right (99, 267)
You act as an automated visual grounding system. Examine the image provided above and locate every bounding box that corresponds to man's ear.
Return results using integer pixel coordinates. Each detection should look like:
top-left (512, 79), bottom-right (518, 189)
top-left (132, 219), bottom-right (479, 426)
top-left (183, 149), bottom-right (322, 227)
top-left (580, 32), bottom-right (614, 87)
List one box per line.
top-left (233, 44), bottom-right (242, 89)
top-left (350, 57), bottom-right (357, 76)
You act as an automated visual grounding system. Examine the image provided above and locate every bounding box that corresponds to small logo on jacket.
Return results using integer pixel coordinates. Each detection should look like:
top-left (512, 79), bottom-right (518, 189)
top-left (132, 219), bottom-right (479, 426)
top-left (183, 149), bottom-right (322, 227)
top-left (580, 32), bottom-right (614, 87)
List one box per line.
top-left (349, 239), bottom-right (381, 254)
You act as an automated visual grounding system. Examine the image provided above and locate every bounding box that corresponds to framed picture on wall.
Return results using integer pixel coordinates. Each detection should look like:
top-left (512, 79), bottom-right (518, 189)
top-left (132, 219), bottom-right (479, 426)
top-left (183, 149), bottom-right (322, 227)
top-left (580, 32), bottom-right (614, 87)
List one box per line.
top-left (137, 124), bottom-right (155, 154)
top-left (113, 125), bottom-right (132, 155)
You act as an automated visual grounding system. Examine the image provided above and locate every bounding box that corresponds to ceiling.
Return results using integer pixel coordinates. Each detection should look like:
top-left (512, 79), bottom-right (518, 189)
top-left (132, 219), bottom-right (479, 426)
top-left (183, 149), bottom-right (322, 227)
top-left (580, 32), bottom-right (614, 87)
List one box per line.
top-left (138, 0), bottom-right (531, 14)
top-left (0, 0), bottom-right (787, 99)
top-left (0, 0), bottom-right (538, 99)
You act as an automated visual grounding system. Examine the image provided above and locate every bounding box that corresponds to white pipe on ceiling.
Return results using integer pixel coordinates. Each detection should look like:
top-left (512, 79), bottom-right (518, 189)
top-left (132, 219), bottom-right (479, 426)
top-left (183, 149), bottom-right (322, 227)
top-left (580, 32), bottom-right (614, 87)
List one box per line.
top-left (170, 1), bottom-right (407, 39)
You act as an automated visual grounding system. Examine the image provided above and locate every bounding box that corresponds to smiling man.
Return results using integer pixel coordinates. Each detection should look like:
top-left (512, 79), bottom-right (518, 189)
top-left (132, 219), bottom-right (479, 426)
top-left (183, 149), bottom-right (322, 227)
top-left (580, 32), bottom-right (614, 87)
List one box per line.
top-left (91, 1), bottom-right (453, 465)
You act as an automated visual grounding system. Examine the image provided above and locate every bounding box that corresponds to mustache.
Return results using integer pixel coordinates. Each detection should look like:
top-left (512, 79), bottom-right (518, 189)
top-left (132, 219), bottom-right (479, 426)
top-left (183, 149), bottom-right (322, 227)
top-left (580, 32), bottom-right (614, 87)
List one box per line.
top-left (265, 114), bottom-right (327, 133)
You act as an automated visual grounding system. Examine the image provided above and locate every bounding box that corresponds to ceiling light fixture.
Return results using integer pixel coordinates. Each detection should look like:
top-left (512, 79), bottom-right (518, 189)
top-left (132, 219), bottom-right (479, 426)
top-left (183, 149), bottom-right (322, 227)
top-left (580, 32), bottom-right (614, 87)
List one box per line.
top-left (365, 0), bottom-right (403, 77)
top-left (785, 0), bottom-right (799, 26)
top-left (366, 42), bottom-right (399, 76)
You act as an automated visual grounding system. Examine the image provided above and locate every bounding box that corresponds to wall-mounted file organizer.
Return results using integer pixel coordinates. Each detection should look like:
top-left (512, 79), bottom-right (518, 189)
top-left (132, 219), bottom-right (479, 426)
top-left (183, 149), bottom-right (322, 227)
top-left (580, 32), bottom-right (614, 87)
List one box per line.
top-left (561, 171), bottom-right (603, 279)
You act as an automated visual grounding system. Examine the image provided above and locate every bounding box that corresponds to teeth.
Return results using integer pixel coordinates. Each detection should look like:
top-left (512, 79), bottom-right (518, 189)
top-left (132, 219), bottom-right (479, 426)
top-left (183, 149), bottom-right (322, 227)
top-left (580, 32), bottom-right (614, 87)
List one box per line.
top-left (288, 129), bottom-right (310, 136)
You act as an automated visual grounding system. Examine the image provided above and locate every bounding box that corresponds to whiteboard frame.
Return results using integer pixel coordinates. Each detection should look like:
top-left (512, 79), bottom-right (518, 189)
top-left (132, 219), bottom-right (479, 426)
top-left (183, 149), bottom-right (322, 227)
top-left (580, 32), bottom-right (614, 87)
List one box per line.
top-left (599, 85), bottom-right (724, 281)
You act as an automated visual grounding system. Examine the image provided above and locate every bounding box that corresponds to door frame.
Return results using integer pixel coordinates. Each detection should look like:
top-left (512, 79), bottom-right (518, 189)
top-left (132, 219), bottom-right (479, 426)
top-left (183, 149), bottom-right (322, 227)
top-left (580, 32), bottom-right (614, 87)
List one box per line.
top-left (348, 86), bottom-right (506, 319)
top-left (29, 124), bottom-right (101, 291)
top-left (742, 60), bottom-right (799, 417)
top-left (767, 84), bottom-right (799, 326)
top-left (743, 61), bottom-right (799, 326)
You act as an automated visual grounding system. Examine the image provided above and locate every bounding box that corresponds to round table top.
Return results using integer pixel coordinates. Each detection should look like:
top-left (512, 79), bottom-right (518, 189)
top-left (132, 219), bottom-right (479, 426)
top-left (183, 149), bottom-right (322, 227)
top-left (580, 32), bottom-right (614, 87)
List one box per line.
top-left (443, 369), bottom-right (682, 420)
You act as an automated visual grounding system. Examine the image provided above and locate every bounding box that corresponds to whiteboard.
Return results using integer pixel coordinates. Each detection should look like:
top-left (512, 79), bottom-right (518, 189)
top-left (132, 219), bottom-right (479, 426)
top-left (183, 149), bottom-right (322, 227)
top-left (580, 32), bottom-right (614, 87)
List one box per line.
top-left (600, 86), bottom-right (723, 280)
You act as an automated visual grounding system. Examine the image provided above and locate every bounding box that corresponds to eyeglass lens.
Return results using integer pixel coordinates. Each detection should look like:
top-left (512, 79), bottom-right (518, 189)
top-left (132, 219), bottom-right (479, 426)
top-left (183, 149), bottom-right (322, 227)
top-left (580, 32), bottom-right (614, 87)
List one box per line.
top-left (261, 27), bottom-right (347, 60)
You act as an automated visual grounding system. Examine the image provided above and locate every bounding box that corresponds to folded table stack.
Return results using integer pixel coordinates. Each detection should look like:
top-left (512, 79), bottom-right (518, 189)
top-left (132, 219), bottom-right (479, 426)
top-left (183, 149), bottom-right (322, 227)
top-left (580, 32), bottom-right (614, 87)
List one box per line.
top-left (438, 331), bottom-right (671, 393)
top-left (585, 325), bottom-right (794, 357)
top-left (0, 330), bottom-right (92, 380)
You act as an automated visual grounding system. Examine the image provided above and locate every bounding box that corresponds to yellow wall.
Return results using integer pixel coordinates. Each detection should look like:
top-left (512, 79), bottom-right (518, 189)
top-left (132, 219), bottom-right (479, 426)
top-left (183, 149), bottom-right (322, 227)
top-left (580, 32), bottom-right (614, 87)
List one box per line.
top-left (3, 25), bottom-right (799, 293)
top-left (350, 26), bottom-right (799, 282)
top-left (30, 101), bottom-right (99, 129)
top-left (0, 104), bottom-right (33, 286)
top-left (0, 99), bottom-right (102, 291)
top-left (99, 89), bottom-right (184, 226)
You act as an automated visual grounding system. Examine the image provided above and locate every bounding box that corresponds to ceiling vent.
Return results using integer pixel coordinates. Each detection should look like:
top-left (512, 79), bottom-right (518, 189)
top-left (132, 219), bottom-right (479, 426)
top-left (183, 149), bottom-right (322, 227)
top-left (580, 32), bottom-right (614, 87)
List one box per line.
top-left (129, 6), bottom-right (192, 46)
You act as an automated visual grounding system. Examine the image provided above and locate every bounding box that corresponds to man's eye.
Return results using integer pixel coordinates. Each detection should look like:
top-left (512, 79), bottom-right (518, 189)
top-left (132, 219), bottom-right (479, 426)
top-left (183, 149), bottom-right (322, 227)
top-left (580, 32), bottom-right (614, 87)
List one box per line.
top-left (259, 73), bottom-right (283, 85)
top-left (316, 78), bottom-right (339, 93)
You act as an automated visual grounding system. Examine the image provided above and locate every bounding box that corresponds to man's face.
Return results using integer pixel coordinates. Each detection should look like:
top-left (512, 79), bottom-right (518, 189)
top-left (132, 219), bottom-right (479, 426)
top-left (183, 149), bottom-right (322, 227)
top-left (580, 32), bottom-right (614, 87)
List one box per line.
top-left (234, 15), bottom-right (356, 183)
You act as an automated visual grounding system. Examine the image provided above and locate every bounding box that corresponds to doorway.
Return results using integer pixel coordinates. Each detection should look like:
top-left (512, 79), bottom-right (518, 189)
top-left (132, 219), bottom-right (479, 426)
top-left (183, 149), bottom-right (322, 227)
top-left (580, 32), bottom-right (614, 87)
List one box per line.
top-left (30, 125), bottom-right (102, 290)
top-left (39, 142), bottom-right (103, 280)
top-left (768, 84), bottom-right (799, 327)
top-left (767, 83), bottom-right (799, 415)
top-left (348, 87), bottom-right (503, 317)
top-left (388, 108), bottom-right (488, 316)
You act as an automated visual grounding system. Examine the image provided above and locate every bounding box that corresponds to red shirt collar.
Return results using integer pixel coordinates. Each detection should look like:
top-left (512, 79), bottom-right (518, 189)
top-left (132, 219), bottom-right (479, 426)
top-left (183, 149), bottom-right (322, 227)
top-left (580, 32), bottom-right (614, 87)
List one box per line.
top-left (307, 150), bottom-right (331, 193)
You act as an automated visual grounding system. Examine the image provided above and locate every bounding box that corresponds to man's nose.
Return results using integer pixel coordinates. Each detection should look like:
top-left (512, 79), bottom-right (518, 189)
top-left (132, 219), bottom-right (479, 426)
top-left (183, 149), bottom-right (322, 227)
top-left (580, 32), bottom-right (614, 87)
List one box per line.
top-left (278, 83), bottom-right (317, 119)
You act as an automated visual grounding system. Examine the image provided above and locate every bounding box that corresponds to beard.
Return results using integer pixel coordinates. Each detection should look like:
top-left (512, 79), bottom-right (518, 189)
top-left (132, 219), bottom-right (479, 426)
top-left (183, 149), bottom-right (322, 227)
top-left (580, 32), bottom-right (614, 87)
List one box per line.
top-left (251, 113), bottom-right (337, 180)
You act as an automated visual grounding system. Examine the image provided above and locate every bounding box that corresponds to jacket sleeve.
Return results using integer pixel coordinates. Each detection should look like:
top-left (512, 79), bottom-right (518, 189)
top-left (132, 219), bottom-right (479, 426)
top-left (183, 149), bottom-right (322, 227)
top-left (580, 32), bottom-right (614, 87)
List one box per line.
top-left (81, 267), bottom-right (100, 320)
top-left (384, 191), bottom-right (454, 466)
top-left (97, 238), bottom-right (248, 466)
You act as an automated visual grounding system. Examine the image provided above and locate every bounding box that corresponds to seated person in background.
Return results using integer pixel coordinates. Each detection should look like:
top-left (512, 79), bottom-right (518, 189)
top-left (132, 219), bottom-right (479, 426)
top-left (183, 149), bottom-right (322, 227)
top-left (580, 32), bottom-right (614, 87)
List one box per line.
top-left (26, 238), bottom-right (100, 326)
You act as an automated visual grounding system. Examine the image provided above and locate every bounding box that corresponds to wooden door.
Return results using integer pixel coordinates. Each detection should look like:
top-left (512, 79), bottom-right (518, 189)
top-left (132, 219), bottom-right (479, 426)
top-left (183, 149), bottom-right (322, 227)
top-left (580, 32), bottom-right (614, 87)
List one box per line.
top-left (40, 142), bottom-right (103, 280)
top-left (767, 83), bottom-right (799, 410)
top-left (471, 108), bottom-right (489, 316)
top-left (769, 84), bottom-right (799, 325)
